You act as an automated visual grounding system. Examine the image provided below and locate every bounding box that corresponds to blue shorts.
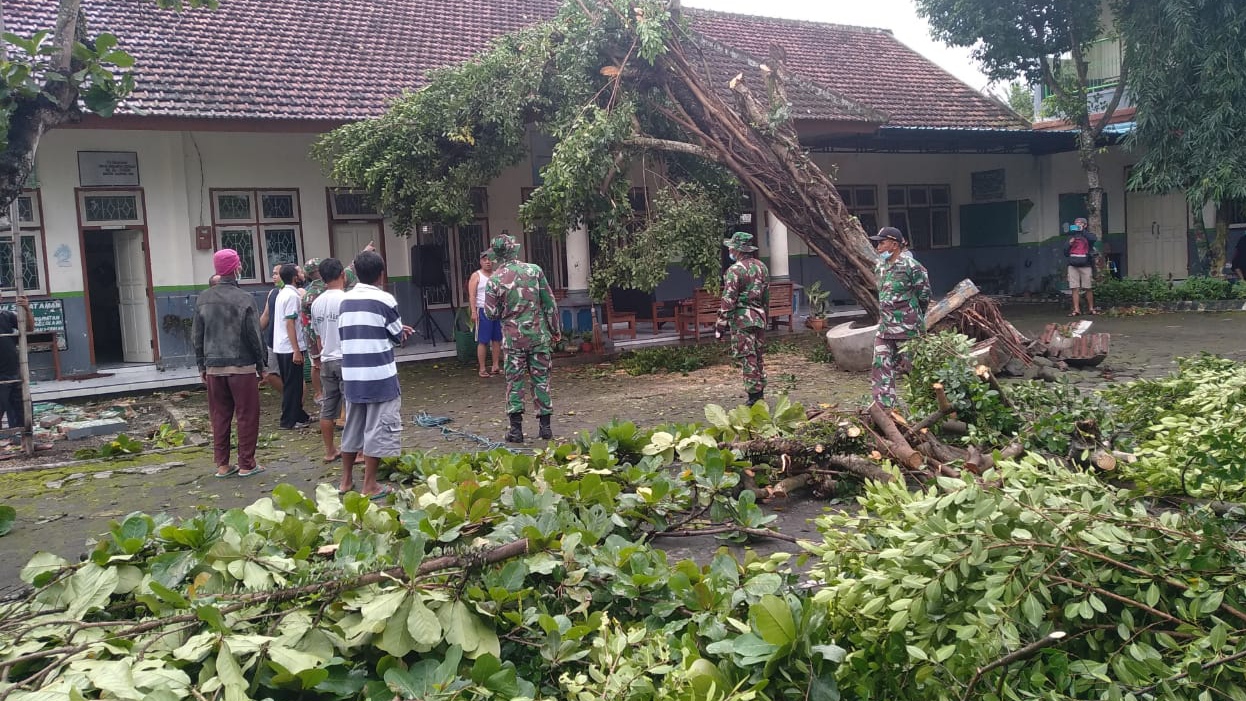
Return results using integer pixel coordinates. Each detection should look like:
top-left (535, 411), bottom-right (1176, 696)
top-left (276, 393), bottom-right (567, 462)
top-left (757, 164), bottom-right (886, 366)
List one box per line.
top-left (477, 308), bottom-right (502, 344)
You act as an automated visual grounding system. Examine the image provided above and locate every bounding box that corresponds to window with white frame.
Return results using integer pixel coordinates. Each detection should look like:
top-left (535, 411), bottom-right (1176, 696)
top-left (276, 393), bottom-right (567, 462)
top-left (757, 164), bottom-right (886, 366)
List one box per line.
top-left (0, 190), bottom-right (46, 294)
top-left (329, 189), bottom-right (382, 220)
top-left (520, 188), bottom-right (567, 291)
top-left (78, 189), bottom-right (145, 227)
top-left (837, 185), bottom-right (879, 235)
top-left (212, 189), bottom-right (303, 282)
top-left (887, 184), bottom-right (952, 250)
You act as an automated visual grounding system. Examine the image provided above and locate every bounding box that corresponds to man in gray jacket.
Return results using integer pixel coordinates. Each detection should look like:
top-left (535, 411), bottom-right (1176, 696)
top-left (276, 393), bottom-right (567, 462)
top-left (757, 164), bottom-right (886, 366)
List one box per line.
top-left (193, 249), bottom-right (267, 478)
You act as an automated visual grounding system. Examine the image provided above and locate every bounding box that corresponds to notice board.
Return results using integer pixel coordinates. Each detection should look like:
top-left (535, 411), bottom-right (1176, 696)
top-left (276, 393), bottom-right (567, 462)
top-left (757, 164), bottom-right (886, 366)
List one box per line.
top-left (0, 298), bottom-right (67, 350)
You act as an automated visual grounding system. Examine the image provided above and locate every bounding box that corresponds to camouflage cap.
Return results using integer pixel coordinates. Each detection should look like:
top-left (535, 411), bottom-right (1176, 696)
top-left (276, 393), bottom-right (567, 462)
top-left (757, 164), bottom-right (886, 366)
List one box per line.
top-left (490, 233), bottom-right (521, 261)
top-left (722, 231), bottom-right (758, 252)
top-left (303, 258), bottom-right (322, 277)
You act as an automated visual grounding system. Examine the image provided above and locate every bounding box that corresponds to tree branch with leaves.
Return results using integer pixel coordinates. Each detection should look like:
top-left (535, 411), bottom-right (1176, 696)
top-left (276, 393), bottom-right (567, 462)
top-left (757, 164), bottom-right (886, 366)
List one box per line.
top-left (0, 0), bottom-right (218, 210)
top-left (314, 0), bottom-right (883, 314)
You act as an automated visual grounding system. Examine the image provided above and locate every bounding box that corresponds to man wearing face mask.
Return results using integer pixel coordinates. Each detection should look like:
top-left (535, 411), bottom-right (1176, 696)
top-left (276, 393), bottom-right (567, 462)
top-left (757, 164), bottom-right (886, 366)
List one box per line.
top-left (869, 227), bottom-right (931, 411)
top-left (716, 231), bottom-right (769, 406)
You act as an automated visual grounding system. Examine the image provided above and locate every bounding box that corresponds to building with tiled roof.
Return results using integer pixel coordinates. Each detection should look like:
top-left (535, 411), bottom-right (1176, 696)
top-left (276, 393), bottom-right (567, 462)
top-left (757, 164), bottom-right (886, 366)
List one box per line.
top-left (6, 0), bottom-right (1022, 130)
top-left (0, 1), bottom-right (1184, 396)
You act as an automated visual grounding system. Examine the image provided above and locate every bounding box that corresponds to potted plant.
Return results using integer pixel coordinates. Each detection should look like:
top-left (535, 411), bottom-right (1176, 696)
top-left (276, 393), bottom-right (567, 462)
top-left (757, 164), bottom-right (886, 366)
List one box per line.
top-left (804, 280), bottom-right (831, 331)
top-left (578, 331), bottom-right (595, 353)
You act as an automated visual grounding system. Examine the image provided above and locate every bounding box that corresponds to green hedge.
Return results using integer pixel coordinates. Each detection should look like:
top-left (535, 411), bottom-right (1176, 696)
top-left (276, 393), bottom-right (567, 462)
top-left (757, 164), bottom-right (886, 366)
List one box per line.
top-left (1094, 274), bottom-right (1246, 307)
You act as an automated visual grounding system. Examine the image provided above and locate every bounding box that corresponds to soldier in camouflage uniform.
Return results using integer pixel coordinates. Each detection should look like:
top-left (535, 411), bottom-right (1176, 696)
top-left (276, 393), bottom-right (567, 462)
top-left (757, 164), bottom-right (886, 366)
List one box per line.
top-left (869, 227), bottom-right (931, 410)
top-left (301, 259), bottom-right (325, 401)
top-left (483, 233), bottom-right (562, 442)
top-left (715, 231), bottom-right (770, 406)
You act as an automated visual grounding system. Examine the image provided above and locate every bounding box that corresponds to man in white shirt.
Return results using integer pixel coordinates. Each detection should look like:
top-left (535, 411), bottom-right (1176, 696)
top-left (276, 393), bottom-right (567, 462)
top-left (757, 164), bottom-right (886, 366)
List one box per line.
top-left (310, 258), bottom-right (347, 463)
top-left (273, 263), bottom-right (311, 429)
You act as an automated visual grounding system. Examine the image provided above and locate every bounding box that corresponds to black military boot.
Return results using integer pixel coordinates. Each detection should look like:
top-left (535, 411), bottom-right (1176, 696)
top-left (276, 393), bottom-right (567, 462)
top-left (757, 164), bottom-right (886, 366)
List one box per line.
top-left (747, 391), bottom-right (764, 407)
top-left (538, 414), bottom-right (553, 440)
top-left (505, 413), bottom-right (524, 443)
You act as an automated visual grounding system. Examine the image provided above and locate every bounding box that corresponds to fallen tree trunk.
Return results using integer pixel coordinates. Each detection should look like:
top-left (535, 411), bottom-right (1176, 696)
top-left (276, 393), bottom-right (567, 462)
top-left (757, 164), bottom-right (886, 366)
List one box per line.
top-left (869, 403), bottom-right (924, 469)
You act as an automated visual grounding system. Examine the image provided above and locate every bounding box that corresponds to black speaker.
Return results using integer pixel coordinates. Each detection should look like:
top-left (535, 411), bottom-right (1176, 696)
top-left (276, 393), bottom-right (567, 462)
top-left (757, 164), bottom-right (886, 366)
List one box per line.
top-left (409, 244), bottom-right (447, 288)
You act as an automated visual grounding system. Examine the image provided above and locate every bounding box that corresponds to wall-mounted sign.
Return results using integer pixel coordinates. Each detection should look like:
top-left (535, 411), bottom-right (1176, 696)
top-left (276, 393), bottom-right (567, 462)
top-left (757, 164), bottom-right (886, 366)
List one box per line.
top-left (971, 168), bottom-right (1006, 202)
top-left (0, 298), bottom-right (67, 350)
top-left (78, 151), bottom-right (140, 187)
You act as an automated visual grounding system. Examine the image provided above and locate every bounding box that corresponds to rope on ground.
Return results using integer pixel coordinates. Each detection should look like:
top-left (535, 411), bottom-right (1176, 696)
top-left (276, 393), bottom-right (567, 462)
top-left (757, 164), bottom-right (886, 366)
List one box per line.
top-left (412, 412), bottom-right (514, 452)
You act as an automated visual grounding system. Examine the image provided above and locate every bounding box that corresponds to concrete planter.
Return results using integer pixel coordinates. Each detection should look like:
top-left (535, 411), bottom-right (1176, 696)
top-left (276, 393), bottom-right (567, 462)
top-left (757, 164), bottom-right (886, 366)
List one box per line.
top-left (825, 321), bottom-right (877, 373)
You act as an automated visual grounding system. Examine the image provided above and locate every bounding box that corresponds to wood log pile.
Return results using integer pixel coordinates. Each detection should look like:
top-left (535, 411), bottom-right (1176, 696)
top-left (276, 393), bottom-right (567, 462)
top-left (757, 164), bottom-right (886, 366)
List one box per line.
top-left (725, 375), bottom-right (1124, 503)
top-left (926, 280), bottom-right (1113, 378)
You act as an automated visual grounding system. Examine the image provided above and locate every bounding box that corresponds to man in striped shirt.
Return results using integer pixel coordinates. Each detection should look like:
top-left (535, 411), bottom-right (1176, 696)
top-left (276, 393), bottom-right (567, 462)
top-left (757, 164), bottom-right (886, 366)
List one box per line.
top-left (338, 250), bottom-right (413, 500)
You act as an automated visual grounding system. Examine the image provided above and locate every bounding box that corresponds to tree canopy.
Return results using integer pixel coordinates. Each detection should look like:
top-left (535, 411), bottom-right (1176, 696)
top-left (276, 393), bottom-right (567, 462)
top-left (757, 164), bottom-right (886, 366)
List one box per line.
top-left (1117, 0), bottom-right (1246, 204)
top-left (314, 0), bottom-right (880, 310)
top-left (0, 0), bottom-right (218, 210)
top-left (914, 0), bottom-right (1126, 240)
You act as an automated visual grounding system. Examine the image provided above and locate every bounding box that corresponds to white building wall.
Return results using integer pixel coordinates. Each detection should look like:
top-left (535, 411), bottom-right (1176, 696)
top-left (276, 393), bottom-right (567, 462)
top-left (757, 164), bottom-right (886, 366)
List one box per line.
top-left (36, 129), bottom-right (195, 293)
top-left (1036, 146), bottom-right (1138, 236)
top-left (768, 151), bottom-right (1045, 256)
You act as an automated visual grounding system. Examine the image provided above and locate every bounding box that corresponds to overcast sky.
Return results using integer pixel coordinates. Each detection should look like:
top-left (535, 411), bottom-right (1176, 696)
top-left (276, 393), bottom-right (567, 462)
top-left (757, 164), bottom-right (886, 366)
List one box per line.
top-left (682, 0), bottom-right (996, 94)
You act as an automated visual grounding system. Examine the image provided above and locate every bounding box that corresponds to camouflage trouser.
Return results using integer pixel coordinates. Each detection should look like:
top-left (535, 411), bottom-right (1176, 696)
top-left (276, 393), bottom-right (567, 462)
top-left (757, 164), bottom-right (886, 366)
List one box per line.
top-left (504, 347), bottom-right (552, 416)
top-left (730, 327), bottom-right (766, 394)
top-left (871, 336), bottom-right (911, 409)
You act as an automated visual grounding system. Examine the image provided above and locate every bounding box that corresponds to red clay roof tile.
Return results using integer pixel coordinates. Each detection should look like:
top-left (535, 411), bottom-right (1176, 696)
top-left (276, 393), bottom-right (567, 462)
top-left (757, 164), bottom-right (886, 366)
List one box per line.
top-left (2, 0), bottom-right (1021, 129)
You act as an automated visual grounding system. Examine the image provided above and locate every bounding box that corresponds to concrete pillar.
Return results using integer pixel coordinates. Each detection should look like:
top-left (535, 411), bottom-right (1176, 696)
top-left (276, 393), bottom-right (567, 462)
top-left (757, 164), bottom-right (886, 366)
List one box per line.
top-left (564, 223), bottom-right (591, 305)
top-left (766, 211), bottom-right (791, 280)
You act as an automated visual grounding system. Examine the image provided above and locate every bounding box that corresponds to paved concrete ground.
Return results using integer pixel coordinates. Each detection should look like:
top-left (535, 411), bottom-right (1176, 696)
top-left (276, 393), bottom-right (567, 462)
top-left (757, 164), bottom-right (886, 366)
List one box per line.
top-left (2, 304), bottom-right (1242, 592)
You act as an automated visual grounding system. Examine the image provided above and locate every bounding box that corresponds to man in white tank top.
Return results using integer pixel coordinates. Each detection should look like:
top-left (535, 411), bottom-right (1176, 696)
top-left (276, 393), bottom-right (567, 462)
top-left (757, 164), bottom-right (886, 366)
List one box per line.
top-left (467, 252), bottom-right (503, 377)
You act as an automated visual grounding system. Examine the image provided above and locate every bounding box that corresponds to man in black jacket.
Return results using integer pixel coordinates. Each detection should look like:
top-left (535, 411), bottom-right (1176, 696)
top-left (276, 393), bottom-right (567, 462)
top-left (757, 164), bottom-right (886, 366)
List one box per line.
top-left (193, 249), bottom-right (267, 478)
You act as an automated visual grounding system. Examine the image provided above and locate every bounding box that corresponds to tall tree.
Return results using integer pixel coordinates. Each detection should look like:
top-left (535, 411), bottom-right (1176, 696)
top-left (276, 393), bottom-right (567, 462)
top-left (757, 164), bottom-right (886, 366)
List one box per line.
top-left (1002, 81), bottom-right (1034, 121)
top-left (315, 0), bottom-right (884, 316)
top-left (0, 0), bottom-right (217, 211)
top-left (914, 0), bottom-right (1127, 242)
top-left (1117, 0), bottom-right (1246, 276)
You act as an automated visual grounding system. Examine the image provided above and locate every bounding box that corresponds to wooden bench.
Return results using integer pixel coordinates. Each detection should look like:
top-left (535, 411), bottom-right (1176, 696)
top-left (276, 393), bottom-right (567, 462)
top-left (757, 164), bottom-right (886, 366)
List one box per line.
top-left (650, 298), bottom-right (679, 332)
top-left (768, 281), bottom-right (794, 330)
top-left (604, 291), bottom-right (637, 340)
top-left (675, 288), bottom-right (720, 343)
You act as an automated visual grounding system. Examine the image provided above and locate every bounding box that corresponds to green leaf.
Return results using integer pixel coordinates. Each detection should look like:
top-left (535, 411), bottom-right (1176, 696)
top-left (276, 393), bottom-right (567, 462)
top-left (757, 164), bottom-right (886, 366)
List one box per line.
top-left (147, 580), bottom-right (189, 609)
top-left (705, 404), bottom-right (730, 429)
top-left (438, 600), bottom-right (482, 653)
top-left (215, 641), bottom-right (249, 701)
top-left (20, 555), bottom-right (69, 587)
top-left (266, 646), bottom-right (325, 676)
top-left (66, 563), bottom-right (120, 618)
top-left (376, 594), bottom-right (418, 657)
top-left (751, 594), bottom-right (796, 646)
top-left (0, 504), bottom-right (16, 536)
top-left (406, 594), bottom-right (443, 646)
top-left (197, 605), bottom-right (227, 633)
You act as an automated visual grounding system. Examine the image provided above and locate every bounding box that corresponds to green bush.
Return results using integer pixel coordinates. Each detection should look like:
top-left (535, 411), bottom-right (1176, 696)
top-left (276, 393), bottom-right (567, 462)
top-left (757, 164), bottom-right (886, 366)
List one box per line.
top-left (1175, 275), bottom-right (1233, 300)
top-left (1096, 274), bottom-right (1242, 307)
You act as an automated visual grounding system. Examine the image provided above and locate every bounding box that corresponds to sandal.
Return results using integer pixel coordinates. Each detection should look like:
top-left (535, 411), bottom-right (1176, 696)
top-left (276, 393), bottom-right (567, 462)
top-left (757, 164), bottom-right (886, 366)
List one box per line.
top-left (323, 451), bottom-right (342, 463)
top-left (366, 485), bottom-right (394, 501)
top-left (238, 465), bottom-right (267, 477)
top-left (338, 484), bottom-right (354, 495)
top-left (1067, 312), bottom-right (1080, 317)
top-left (1088, 308), bottom-right (1100, 315)
top-left (478, 370), bottom-right (491, 378)
top-left (213, 465), bottom-right (240, 479)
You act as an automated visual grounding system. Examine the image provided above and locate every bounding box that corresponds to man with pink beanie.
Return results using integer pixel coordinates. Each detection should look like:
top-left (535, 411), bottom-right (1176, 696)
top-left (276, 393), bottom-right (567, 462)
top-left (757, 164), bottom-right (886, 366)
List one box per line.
top-left (193, 249), bottom-right (267, 478)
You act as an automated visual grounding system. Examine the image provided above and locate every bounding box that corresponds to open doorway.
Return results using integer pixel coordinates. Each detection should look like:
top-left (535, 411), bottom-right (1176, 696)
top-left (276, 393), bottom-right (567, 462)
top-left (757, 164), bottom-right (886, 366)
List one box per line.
top-left (83, 229), bottom-right (154, 366)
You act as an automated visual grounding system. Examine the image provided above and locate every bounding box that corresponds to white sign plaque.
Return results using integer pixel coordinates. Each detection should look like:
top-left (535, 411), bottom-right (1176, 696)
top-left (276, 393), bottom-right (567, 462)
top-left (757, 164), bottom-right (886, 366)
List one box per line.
top-left (78, 151), bottom-right (140, 187)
